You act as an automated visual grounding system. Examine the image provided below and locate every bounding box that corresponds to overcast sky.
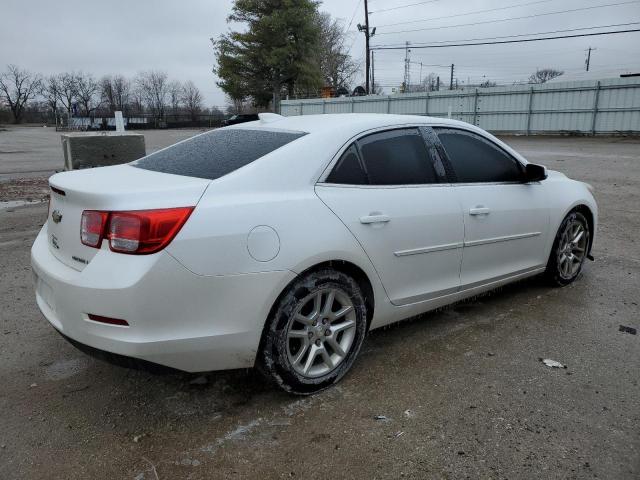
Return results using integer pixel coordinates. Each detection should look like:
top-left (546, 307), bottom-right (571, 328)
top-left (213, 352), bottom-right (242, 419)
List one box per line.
top-left (2, 0), bottom-right (639, 107)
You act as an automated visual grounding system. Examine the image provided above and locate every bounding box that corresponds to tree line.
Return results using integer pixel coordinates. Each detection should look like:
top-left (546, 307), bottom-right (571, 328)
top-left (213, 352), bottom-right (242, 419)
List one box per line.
top-left (0, 65), bottom-right (209, 124)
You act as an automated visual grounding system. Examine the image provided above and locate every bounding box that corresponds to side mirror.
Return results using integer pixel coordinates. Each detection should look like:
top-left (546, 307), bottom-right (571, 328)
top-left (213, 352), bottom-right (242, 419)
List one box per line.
top-left (524, 163), bottom-right (547, 182)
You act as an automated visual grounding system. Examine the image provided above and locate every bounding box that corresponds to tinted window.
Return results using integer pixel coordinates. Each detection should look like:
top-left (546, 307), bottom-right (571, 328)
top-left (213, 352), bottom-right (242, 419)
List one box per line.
top-left (358, 129), bottom-right (438, 185)
top-left (132, 129), bottom-right (306, 180)
top-left (326, 144), bottom-right (368, 184)
top-left (435, 128), bottom-right (523, 183)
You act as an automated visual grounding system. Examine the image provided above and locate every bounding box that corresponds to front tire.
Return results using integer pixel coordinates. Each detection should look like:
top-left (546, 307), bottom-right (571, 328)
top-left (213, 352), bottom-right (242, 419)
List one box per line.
top-left (545, 211), bottom-right (590, 286)
top-left (259, 268), bottom-right (368, 394)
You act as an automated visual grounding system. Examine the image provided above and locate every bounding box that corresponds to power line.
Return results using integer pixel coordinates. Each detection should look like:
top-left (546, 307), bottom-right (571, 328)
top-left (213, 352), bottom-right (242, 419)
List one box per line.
top-left (374, 0), bottom-right (640, 35)
top-left (345, 0), bottom-right (362, 32)
top-left (344, 0), bottom-right (364, 55)
top-left (370, 0), bottom-right (439, 14)
top-left (371, 27), bottom-right (640, 50)
top-left (376, 0), bottom-right (554, 28)
top-left (372, 22), bottom-right (640, 48)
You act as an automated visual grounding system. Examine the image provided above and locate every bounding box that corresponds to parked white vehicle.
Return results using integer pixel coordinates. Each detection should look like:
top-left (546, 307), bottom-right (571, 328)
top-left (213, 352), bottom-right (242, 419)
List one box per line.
top-left (31, 113), bottom-right (597, 393)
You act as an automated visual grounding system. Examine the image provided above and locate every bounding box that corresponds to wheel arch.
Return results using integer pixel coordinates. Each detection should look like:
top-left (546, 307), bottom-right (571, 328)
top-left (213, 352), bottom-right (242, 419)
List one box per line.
top-left (256, 259), bottom-right (376, 365)
top-left (572, 204), bottom-right (595, 255)
top-left (558, 203), bottom-right (595, 256)
top-left (297, 260), bottom-right (376, 327)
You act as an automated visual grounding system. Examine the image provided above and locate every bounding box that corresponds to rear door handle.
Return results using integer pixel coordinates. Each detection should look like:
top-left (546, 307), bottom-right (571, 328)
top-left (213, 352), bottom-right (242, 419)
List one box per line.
top-left (469, 207), bottom-right (490, 216)
top-left (360, 213), bottom-right (391, 224)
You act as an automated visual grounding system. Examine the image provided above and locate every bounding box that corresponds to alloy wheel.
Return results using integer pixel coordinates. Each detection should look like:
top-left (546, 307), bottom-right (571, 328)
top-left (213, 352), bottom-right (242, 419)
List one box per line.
top-left (557, 218), bottom-right (588, 280)
top-left (286, 288), bottom-right (357, 378)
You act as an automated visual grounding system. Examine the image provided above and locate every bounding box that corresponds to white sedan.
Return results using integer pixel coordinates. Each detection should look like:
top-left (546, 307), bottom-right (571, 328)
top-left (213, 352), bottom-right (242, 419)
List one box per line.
top-left (31, 113), bottom-right (597, 393)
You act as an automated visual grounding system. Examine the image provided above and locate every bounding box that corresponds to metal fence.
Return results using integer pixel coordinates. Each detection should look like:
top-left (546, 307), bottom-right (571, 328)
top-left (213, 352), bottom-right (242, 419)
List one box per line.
top-left (280, 77), bottom-right (640, 135)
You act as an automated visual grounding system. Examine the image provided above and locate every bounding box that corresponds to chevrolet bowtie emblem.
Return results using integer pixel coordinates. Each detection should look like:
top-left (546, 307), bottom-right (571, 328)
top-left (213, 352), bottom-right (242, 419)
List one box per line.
top-left (51, 210), bottom-right (63, 224)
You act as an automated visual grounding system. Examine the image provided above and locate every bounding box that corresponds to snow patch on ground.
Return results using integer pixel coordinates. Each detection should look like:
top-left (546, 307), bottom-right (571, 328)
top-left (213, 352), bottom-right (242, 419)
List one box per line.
top-left (0, 199), bottom-right (46, 210)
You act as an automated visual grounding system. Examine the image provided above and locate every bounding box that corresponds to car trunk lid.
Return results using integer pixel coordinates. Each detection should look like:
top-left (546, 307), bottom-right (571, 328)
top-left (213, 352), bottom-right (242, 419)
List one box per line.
top-left (47, 165), bottom-right (210, 271)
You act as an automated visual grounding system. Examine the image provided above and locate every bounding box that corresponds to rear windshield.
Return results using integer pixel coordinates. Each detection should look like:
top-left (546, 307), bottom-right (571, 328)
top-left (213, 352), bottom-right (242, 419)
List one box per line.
top-left (132, 128), bottom-right (306, 180)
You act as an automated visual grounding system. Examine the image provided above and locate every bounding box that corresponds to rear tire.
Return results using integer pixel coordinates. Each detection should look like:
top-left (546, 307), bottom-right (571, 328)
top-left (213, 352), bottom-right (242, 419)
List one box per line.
top-left (259, 268), bottom-right (367, 394)
top-left (545, 211), bottom-right (590, 286)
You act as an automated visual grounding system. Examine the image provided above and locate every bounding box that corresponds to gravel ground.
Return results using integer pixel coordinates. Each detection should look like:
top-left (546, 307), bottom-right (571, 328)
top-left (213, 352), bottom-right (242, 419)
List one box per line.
top-left (0, 134), bottom-right (638, 479)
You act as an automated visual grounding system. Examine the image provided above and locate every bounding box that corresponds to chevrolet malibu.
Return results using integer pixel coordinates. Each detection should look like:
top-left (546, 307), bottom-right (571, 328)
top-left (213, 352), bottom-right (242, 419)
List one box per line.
top-left (31, 113), bottom-right (597, 393)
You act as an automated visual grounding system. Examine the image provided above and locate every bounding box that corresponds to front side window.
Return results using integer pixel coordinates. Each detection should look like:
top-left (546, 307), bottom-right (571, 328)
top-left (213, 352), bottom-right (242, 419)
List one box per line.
top-left (435, 128), bottom-right (524, 183)
top-left (132, 128), bottom-right (306, 180)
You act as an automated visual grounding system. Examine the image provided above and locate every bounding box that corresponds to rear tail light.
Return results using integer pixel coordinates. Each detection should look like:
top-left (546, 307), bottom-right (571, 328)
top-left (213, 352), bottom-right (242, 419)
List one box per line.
top-left (81, 211), bottom-right (109, 247)
top-left (80, 207), bottom-right (194, 255)
top-left (108, 208), bottom-right (194, 254)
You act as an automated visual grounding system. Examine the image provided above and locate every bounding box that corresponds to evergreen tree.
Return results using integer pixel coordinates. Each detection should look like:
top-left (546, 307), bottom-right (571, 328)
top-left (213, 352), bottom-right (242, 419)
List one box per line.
top-left (214, 0), bottom-right (323, 109)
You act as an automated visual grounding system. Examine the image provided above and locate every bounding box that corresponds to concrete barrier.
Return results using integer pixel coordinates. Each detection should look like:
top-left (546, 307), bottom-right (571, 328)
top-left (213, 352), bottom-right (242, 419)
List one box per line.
top-left (61, 132), bottom-right (146, 170)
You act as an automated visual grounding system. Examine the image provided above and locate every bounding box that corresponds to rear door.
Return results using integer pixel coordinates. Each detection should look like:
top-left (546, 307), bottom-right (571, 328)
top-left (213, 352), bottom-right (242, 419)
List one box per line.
top-left (316, 127), bottom-right (464, 306)
top-left (434, 127), bottom-right (549, 288)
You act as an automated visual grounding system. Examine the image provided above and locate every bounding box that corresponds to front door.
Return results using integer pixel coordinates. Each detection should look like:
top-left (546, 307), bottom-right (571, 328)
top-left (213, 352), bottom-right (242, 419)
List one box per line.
top-left (434, 127), bottom-right (549, 288)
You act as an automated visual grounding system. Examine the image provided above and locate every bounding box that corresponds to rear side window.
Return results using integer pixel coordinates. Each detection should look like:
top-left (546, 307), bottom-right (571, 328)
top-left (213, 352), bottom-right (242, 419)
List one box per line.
top-left (435, 128), bottom-right (523, 183)
top-left (358, 129), bottom-right (438, 185)
top-left (326, 144), bottom-right (368, 184)
top-left (132, 129), bottom-right (306, 180)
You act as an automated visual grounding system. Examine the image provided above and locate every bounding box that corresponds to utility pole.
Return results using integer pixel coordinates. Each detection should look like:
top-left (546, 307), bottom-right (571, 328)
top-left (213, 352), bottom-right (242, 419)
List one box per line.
top-left (419, 62), bottom-right (423, 91)
top-left (403, 42), bottom-right (411, 92)
top-left (585, 47), bottom-right (596, 71)
top-left (371, 50), bottom-right (375, 93)
top-left (357, 0), bottom-right (375, 94)
top-left (449, 64), bottom-right (455, 90)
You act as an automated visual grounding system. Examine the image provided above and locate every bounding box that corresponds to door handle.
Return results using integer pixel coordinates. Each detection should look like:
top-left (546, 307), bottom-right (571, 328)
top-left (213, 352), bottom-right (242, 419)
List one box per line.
top-left (469, 206), bottom-right (490, 216)
top-left (360, 213), bottom-right (391, 224)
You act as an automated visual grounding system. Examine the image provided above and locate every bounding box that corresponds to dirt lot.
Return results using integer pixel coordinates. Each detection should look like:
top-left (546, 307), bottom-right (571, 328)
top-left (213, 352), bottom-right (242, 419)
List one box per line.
top-left (0, 130), bottom-right (639, 479)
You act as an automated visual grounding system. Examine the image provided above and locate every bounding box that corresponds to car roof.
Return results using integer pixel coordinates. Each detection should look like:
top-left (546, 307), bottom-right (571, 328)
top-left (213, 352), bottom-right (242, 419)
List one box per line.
top-left (231, 113), bottom-right (472, 136)
top-left (220, 113), bottom-right (530, 188)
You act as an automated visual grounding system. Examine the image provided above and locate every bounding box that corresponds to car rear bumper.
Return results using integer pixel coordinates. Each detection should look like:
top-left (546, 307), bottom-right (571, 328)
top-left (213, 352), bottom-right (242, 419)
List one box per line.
top-left (31, 225), bottom-right (296, 372)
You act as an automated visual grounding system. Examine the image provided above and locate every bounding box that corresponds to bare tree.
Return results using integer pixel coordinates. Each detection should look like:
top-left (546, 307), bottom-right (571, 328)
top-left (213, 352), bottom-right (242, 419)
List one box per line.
top-left (100, 76), bottom-right (116, 113)
top-left (209, 106), bottom-right (225, 121)
top-left (405, 72), bottom-right (438, 93)
top-left (167, 80), bottom-right (183, 118)
top-left (100, 75), bottom-right (131, 114)
top-left (136, 70), bottom-right (169, 121)
top-left (0, 65), bottom-right (43, 123)
top-left (112, 75), bottom-right (130, 113)
top-left (181, 81), bottom-right (203, 121)
top-left (75, 72), bottom-right (100, 116)
top-left (529, 68), bottom-right (564, 84)
top-left (43, 75), bottom-right (61, 115)
top-left (57, 72), bottom-right (78, 116)
top-left (129, 84), bottom-right (145, 115)
top-left (316, 13), bottom-right (359, 92)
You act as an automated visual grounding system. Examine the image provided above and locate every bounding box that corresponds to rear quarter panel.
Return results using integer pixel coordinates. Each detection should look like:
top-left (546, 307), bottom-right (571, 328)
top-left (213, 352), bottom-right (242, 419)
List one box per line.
top-left (166, 185), bottom-right (391, 327)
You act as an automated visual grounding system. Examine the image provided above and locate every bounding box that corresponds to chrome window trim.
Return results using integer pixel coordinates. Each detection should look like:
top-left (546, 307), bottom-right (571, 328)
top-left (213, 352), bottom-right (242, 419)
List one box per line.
top-left (451, 181), bottom-right (540, 187)
top-left (317, 182), bottom-right (452, 190)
